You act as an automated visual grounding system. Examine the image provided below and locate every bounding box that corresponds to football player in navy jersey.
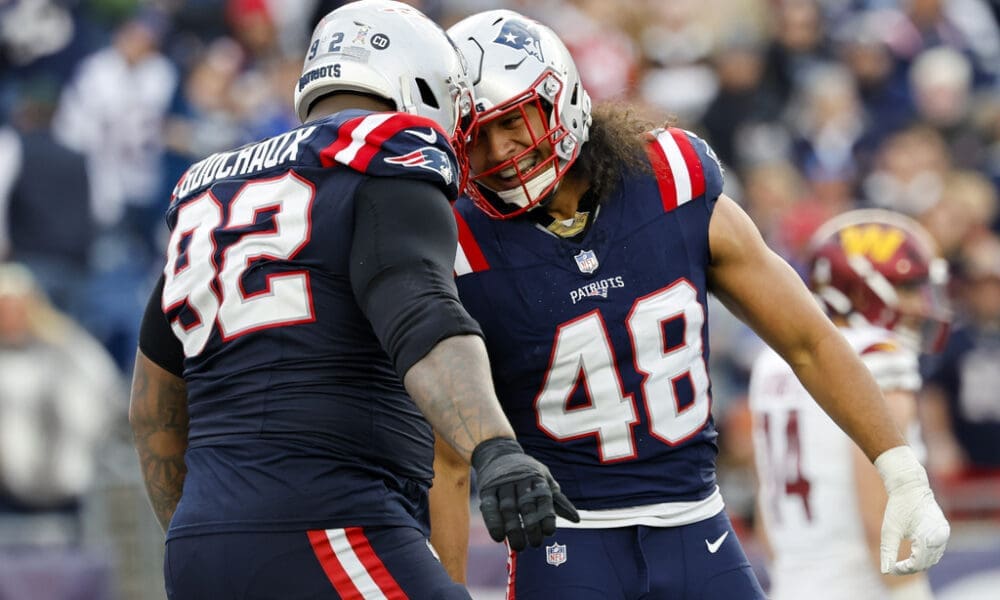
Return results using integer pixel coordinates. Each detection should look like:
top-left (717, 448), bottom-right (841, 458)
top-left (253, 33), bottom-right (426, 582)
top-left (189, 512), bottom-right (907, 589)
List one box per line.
top-left (435, 9), bottom-right (951, 599)
top-left (128, 2), bottom-right (577, 598)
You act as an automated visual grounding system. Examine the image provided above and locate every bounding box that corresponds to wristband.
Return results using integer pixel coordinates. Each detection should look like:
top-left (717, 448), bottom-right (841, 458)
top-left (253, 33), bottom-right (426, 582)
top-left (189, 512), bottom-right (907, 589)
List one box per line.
top-left (471, 437), bottom-right (523, 472)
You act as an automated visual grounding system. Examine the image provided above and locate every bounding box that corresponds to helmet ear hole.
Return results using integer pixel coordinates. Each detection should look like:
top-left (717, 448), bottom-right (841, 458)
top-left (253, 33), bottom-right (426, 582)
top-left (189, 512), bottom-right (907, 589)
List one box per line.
top-left (415, 78), bottom-right (439, 109)
top-left (539, 99), bottom-right (554, 119)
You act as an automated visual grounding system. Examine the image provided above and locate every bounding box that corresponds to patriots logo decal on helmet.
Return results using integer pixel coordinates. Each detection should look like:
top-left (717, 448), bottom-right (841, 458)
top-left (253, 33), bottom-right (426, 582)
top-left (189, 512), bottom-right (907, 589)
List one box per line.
top-left (493, 19), bottom-right (544, 62)
top-left (384, 147), bottom-right (454, 184)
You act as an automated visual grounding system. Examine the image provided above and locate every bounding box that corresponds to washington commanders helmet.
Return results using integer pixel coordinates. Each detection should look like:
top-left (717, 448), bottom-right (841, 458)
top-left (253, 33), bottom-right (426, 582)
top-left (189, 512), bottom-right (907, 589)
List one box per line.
top-left (807, 209), bottom-right (950, 352)
top-left (294, 0), bottom-right (475, 143)
top-left (448, 10), bottom-right (592, 218)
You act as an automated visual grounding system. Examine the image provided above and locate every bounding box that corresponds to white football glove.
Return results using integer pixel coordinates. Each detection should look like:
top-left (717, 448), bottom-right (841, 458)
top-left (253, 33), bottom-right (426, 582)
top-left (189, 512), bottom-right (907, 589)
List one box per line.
top-left (875, 445), bottom-right (951, 575)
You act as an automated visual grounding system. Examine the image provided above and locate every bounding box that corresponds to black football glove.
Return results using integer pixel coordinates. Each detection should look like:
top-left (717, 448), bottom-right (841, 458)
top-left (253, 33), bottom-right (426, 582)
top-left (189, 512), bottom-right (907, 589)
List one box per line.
top-left (471, 437), bottom-right (580, 551)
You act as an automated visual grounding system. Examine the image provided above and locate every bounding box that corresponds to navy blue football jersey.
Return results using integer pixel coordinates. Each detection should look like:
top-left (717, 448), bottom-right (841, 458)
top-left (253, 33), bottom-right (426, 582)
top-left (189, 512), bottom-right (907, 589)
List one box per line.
top-left (160, 110), bottom-right (459, 539)
top-left (454, 128), bottom-right (725, 509)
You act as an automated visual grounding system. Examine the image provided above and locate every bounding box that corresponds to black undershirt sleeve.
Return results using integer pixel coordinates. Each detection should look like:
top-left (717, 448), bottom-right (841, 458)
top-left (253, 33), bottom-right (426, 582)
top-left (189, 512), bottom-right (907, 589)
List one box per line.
top-left (350, 176), bottom-right (484, 377)
top-left (138, 274), bottom-right (185, 377)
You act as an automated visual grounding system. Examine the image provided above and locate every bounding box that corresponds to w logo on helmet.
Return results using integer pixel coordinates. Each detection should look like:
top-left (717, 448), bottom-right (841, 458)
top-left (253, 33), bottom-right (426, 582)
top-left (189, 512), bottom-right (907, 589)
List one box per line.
top-left (493, 19), bottom-right (544, 62)
top-left (838, 225), bottom-right (906, 263)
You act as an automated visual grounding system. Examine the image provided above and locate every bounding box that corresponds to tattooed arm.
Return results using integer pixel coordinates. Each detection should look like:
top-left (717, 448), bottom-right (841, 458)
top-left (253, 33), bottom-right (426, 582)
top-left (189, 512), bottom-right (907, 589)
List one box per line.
top-left (403, 335), bottom-right (513, 461)
top-left (129, 349), bottom-right (189, 533)
top-left (407, 334), bottom-right (580, 552)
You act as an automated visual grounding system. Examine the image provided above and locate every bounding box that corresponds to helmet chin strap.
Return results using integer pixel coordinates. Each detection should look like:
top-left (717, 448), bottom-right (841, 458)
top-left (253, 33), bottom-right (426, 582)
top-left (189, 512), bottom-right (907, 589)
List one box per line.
top-left (493, 164), bottom-right (557, 209)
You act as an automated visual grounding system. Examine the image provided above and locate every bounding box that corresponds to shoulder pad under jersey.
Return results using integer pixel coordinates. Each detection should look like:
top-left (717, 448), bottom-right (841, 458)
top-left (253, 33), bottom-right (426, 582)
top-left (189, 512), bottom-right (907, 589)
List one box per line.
top-left (315, 110), bottom-right (460, 200)
top-left (644, 127), bottom-right (725, 211)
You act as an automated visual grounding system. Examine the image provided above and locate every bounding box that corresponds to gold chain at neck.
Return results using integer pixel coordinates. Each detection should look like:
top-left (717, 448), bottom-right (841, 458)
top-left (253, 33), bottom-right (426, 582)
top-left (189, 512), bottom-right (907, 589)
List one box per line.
top-left (546, 211), bottom-right (591, 238)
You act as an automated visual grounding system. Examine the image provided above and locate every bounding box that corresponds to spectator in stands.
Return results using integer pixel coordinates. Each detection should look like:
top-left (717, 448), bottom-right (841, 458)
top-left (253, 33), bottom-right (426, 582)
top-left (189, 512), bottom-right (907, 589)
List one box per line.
top-left (861, 124), bottom-right (951, 217)
top-left (760, 0), bottom-right (835, 108)
top-left (977, 92), bottom-right (1000, 198)
top-left (786, 63), bottom-right (868, 206)
top-left (226, 0), bottom-right (277, 57)
top-left (0, 0), bottom-right (78, 77)
top-left (908, 46), bottom-right (987, 172)
top-left (875, 0), bottom-right (1000, 87)
top-left (51, 8), bottom-right (179, 369)
top-left (918, 169), bottom-right (998, 262)
top-left (162, 37), bottom-right (248, 198)
top-left (921, 232), bottom-right (1000, 478)
top-left (739, 159), bottom-right (824, 270)
top-left (53, 9), bottom-right (177, 241)
top-left (831, 10), bottom-right (914, 153)
top-left (525, 0), bottom-right (642, 103)
top-left (0, 262), bottom-right (120, 536)
top-left (0, 78), bottom-right (94, 322)
top-left (634, 0), bottom-right (720, 123)
top-left (230, 52), bottom-right (301, 141)
top-left (701, 30), bottom-right (783, 171)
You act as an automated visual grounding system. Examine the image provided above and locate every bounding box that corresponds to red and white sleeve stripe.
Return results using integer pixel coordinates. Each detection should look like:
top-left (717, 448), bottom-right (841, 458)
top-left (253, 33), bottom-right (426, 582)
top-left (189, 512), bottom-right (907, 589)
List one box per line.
top-left (320, 113), bottom-right (395, 171)
top-left (644, 128), bottom-right (706, 212)
top-left (319, 113), bottom-right (444, 172)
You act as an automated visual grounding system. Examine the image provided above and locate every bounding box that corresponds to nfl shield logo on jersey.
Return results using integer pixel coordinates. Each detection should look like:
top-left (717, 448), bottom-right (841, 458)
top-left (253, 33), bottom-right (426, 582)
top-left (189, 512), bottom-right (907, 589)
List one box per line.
top-left (574, 249), bottom-right (599, 274)
top-left (545, 542), bottom-right (567, 566)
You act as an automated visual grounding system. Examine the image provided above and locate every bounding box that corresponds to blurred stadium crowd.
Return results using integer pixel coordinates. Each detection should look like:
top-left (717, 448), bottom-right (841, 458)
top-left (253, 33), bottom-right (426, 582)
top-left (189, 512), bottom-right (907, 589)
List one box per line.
top-left (0, 0), bottom-right (998, 598)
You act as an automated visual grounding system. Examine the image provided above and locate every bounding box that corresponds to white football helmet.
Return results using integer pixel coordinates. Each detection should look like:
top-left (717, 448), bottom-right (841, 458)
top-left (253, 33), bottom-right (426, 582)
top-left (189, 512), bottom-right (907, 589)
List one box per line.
top-left (448, 10), bottom-right (592, 218)
top-left (294, 0), bottom-right (474, 142)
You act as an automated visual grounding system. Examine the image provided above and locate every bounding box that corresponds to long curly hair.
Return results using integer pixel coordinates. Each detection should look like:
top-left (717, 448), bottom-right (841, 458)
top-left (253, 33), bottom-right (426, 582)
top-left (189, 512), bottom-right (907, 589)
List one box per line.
top-left (568, 102), bottom-right (673, 203)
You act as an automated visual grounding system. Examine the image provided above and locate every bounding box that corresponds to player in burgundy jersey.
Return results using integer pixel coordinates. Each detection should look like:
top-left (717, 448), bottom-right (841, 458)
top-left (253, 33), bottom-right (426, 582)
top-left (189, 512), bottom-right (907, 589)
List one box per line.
top-left (128, 2), bottom-right (576, 598)
top-left (431, 9), bottom-right (951, 599)
top-left (750, 209), bottom-right (949, 600)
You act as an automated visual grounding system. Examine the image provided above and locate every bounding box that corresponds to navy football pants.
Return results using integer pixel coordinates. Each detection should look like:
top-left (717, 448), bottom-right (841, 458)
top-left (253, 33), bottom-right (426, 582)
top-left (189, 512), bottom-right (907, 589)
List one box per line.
top-left (164, 526), bottom-right (470, 599)
top-left (506, 511), bottom-right (765, 599)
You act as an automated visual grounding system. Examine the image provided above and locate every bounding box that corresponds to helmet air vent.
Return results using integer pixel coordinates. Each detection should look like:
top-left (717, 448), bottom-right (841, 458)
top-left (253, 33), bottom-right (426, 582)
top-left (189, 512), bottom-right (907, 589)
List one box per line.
top-left (415, 78), bottom-right (439, 109)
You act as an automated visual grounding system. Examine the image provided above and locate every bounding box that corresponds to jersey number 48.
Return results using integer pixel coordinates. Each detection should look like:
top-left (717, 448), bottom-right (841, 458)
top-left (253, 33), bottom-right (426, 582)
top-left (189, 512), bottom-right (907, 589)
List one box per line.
top-left (535, 281), bottom-right (711, 462)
